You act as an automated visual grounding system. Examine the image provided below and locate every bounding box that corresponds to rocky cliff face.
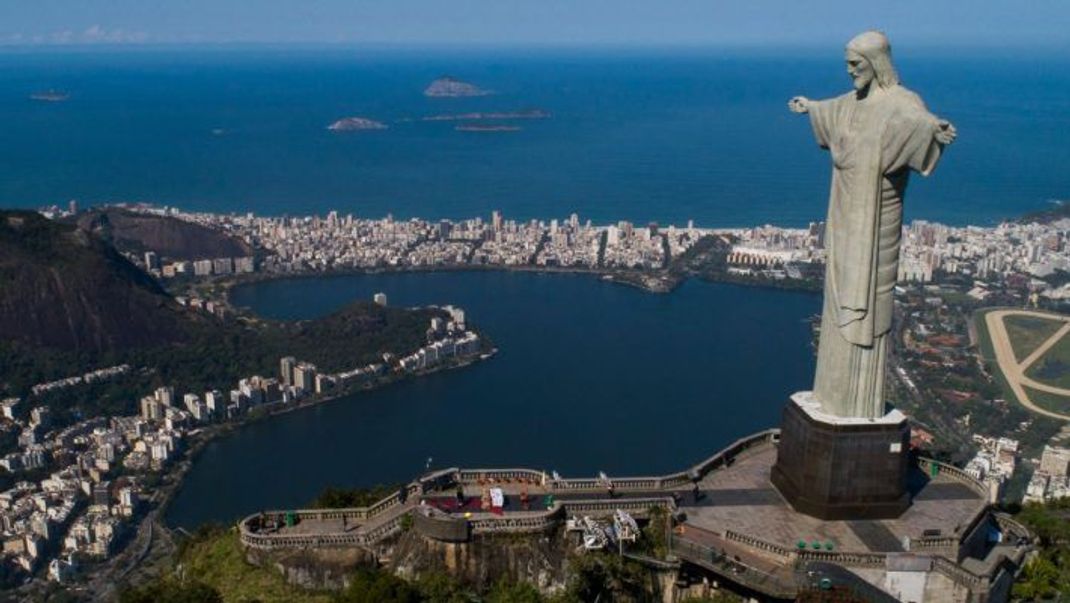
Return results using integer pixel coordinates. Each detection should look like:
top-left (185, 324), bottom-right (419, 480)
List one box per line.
top-left (385, 529), bottom-right (571, 594)
top-left (249, 528), bottom-right (572, 595)
top-left (246, 547), bottom-right (376, 591)
top-left (71, 208), bottom-right (253, 261)
top-left (0, 210), bottom-right (187, 353)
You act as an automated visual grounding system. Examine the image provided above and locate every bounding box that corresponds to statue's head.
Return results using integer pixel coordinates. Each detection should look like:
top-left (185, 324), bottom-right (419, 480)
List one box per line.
top-left (845, 30), bottom-right (899, 92)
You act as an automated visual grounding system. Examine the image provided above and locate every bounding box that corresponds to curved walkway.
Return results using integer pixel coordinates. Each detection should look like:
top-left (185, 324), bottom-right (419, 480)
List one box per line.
top-left (984, 309), bottom-right (1070, 421)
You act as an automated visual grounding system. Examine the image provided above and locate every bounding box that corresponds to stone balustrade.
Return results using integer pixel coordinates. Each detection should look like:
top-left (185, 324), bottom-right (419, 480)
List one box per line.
top-left (932, 556), bottom-right (986, 587)
top-left (723, 529), bottom-right (794, 559)
top-left (468, 509), bottom-right (563, 534)
top-left (796, 549), bottom-right (886, 568)
top-left (917, 457), bottom-right (989, 499)
top-left (457, 468), bottom-right (546, 484)
top-left (670, 536), bottom-right (796, 599)
top-left (452, 430), bottom-right (780, 496)
top-left (562, 497), bottom-right (673, 518)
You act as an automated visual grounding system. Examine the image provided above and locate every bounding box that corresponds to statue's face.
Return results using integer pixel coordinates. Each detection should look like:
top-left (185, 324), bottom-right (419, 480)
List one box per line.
top-left (845, 49), bottom-right (874, 91)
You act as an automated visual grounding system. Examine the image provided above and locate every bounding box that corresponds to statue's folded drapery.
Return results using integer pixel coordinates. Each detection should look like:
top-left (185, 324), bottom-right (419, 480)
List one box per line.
top-left (809, 86), bottom-right (943, 418)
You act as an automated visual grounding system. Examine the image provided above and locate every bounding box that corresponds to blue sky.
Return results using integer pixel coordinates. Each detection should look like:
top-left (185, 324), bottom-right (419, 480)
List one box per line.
top-left (2, 1), bottom-right (1067, 47)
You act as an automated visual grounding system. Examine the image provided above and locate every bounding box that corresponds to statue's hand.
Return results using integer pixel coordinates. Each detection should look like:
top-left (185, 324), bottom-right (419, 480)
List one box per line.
top-left (788, 96), bottom-right (810, 114)
top-left (935, 119), bottom-right (957, 145)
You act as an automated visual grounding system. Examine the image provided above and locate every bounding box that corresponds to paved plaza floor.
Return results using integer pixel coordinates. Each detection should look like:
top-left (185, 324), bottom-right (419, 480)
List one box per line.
top-left (680, 442), bottom-right (988, 554)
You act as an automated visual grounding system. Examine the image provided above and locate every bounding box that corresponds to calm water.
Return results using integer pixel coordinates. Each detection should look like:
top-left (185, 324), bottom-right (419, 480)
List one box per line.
top-left (3, 48), bottom-right (1068, 226)
top-left (166, 272), bottom-right (818, 528)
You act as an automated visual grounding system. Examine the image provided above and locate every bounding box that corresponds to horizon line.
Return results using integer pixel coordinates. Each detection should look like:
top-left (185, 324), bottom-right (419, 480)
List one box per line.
top-left (1, 39), bottom-right (1067, 54)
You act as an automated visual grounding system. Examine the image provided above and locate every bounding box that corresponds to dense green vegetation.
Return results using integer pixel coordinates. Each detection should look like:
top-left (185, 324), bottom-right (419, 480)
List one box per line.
top-left (115, 484), bottom-right (680, 603)
top-left (310, 485), bottom-right (403, 509)
top-left (0, 209), bottom-right (453, 433)
top-left (1012, 499), bottom-right (1070, 600)
top-left (119, 525), bottom-right (679, 603)
top-left (667, 234), bottom-right (823, 293)
top-left (121, 525), bottom-right (333, 603)
top-left (0, 300), bottom-right (443, 427)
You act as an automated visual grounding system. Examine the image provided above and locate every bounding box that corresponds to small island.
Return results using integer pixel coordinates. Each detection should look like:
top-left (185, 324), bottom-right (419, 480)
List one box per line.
top-left (29, 90), bottom-right (70, 102)
top-left (423, 109), bottom-right (550, 121)
top-left (423, 76), bottom-right (491, 98)
top-left (455, 123), bottom-right (521, 132)
top-left (327, 117), bottom-right (388, 131)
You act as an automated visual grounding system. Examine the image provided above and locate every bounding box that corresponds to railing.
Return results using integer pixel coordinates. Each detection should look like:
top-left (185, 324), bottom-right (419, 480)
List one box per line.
top-left (561, 497), bottom-right (673, 518)
top-left (237, 430), bottom-right (782, 554)
top-left (468, 509), bottom-right (562, 534)
top-left (932, 556), bottom-right (987, 588)
top-left (910, 536), bottom-right (959, 553)
top-left (671, 536), bottom-right (796, 599)
top-left (993, 512), bottom-right (1032, 542)
top-left (795, 549), bottom-right (886, 568)
top-left (916, 457), bottom-right (990, 499)
top-left (453, 430), bottom-right (780, 496)
top-left (687, 429), bottom-right (780, 479)
top-left (457, 469), bottom-right (546, 484)
top-left (723, 530), bottom-right (793, 560)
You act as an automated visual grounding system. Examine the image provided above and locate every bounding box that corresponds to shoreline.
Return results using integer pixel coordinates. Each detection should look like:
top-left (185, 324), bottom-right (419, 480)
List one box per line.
top-left (213, 262), bottom-right (822, 306)
top-left (160, 348), bottom-right (495, 529)
top-left (55, 345), bottom-right (496, 595)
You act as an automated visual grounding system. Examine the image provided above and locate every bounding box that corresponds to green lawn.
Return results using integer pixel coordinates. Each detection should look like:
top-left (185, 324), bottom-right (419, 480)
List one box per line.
top-left (1004, 314), bottom-right (1067, 364)
top-left (1025, 327), bottom-right (1070, 390)
top-left (1024, 386), bottom-right (1070, 418)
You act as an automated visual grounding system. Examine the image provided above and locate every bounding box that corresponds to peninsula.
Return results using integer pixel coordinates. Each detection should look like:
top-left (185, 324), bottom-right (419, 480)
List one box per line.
top-left (0, 209), bottom-right (491, 593)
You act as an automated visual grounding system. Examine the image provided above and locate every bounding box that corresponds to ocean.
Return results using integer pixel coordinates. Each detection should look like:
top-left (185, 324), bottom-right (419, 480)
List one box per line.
top-left (3, 46), bottom-right (1067, 227)
top-left (5, 46), bottom-right (1066, 527)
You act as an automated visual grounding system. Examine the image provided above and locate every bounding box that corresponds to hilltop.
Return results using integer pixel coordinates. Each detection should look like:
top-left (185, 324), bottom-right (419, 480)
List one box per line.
top-left (68, 208), bottom-right (254, 261)
top-left (0, 211), bottom-right (451, 419)
top-left (0, 210), bottom-right (189, 355)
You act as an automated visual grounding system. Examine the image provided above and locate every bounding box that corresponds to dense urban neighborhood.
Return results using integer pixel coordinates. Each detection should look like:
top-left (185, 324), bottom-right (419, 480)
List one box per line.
top-left (9, 202), bottom-right (1070, 594)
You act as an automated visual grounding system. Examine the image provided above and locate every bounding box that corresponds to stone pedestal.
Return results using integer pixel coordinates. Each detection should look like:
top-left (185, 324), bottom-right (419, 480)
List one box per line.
top-left (770, 392), bottom-right (910, 520)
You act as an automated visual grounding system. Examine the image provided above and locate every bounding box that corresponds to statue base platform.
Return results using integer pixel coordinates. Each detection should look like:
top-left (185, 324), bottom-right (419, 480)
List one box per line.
top-left (770, 392), bottom-right (911, 520)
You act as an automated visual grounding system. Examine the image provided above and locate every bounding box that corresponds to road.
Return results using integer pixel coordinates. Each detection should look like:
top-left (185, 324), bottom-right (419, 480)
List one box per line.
top-left (983, 309), bottom-right (1070, 421)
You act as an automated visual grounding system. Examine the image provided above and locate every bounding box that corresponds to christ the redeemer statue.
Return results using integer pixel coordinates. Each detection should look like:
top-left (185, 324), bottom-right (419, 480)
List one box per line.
top-left (789, 31), bottom-right (956, 419)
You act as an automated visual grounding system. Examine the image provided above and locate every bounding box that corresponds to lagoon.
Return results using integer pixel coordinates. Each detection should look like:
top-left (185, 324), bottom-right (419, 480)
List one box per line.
top-left (166, 271), bottom-right (819, 528)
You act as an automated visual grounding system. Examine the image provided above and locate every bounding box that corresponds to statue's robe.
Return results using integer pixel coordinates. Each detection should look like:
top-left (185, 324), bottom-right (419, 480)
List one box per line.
top-left (809, 85), bottom-right (944, 418)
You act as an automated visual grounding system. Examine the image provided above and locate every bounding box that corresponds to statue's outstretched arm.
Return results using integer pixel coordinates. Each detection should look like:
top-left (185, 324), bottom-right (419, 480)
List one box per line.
top-left (934, 118), bottom-right (956, 145)
top-left (788, 96), bottom-right (811, 114)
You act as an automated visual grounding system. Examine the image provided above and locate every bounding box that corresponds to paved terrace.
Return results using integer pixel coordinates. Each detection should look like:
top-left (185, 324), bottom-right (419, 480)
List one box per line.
top-left (238, 430), bottom-right (1031, 598)
top-left (682, 443), bottom-right (989, 554)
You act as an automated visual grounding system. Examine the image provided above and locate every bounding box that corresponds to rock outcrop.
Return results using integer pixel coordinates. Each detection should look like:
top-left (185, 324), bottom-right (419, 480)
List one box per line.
top-left (0, 210), bottom-right (187, 354)
top-left (70, 208), bottom-right (253, 261)
top-left (423, 77), bottom-right (491, 98)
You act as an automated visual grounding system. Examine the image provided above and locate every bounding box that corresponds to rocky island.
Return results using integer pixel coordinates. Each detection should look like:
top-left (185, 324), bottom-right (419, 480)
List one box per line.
top-left (327, 117), bottom-right (388, 131)
top-left (423, 76), bottom-right (491, 98)
top-left (423, 109), bottom-right (550, 121)
top-left (29, 90), bottom-right (70, 102)
top-left (455, 123), bottom-right (521, 132)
